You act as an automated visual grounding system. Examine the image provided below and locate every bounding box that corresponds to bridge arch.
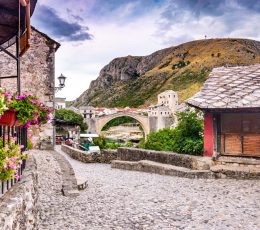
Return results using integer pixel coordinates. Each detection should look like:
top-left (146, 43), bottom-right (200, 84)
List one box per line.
top-left (95, 112), bottom-right (150, 139)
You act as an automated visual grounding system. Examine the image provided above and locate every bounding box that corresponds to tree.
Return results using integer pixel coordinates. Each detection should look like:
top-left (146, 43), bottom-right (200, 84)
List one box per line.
top-left (55, 109), bottom-right (88, 132)
top-left (141, 110), bottom-right (203, 155)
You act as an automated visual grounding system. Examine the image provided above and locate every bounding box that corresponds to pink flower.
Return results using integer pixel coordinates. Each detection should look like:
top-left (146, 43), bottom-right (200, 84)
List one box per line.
top-left (24, 121), bottom-right (31, 128)
top-left (9, 163), bottom-right (16, 169)
top-left (3, 164), bottom-right (7, 170)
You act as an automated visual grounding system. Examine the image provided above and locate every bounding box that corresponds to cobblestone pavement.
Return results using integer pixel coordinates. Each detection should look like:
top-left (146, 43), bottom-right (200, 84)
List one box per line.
top-left (35, 148), bottom-right (260, 230)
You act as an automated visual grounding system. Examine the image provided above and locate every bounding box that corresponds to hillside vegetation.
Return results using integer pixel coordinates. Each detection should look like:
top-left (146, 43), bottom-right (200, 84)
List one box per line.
top-left (73, 38), bottom-right (260, 108)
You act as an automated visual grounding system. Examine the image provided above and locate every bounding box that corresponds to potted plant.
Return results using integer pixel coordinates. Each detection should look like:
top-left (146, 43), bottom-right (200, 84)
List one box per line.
top-left (0, 91), bottom-right (52, 127)
top-left (0, 91), bottom-right (13, 126)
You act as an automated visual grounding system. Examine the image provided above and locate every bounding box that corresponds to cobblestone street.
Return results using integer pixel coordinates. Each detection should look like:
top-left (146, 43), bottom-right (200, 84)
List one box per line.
top-left (35, 149), bottom-right (260, 230)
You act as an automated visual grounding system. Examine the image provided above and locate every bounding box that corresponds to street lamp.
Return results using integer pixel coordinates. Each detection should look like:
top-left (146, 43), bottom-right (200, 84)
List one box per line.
top-left (53, 73), bottom-right (67, 149)
top-left (55, 74), bottom-right (66, 92)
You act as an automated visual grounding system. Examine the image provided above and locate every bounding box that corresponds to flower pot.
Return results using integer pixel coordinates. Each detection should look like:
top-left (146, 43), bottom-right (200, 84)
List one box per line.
top-left (0, 110), bottom-right (16, 126)
top-left (14, 120), bottom-right (25, 127)
top-left (0, 110), bottom-right (24, 127)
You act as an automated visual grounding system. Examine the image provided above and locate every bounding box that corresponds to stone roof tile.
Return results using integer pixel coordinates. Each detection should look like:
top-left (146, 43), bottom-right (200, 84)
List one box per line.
top-left (187, 64), bottom-right (260, 109)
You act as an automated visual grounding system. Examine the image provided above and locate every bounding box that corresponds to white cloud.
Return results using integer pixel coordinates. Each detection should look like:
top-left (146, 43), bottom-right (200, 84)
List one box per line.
top-left (55, 10), bottom-right (164, 100)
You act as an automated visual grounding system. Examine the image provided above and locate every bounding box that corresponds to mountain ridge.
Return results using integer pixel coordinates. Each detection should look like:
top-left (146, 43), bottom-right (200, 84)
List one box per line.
top-left (72, 38), bottom-right (260, 108)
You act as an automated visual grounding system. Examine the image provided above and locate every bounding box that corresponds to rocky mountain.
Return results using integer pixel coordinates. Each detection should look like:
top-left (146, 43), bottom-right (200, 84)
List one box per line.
top-left (72, 38), bottom-right (260, 108)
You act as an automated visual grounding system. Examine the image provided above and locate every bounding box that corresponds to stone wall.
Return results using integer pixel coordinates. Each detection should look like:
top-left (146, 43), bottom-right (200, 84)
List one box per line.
top-left (61, 145), bottom-right (211, 170)
top-left (117, 148), bottom-right (211, 170)
top-left (61, 144), bottom-right (117, 163)
top-left (149, 117), bottom-right (158, 132)
top-left (0, 156), bottom-right (38, 230)
top-left (0, 28), bottom-right (59, 148)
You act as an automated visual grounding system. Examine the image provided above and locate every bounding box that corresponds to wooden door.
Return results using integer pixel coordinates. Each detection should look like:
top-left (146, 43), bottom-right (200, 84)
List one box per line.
top-left (221, 113), bottom-right (260, 157)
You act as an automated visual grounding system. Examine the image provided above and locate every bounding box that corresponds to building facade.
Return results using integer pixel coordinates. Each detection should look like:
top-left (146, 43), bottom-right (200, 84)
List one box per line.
top-left (55, 97), bottom-right (66, 109)
top-left (187, 64), bottom-right (260, 157)
top-left (148, 90), bottom-right (178, 131)
top-left (79, 106), bottom-right (96, 119)
top-left (157, 90), bottom-right (178, 112)
top-left (0, 27), bottom-right (60, 148)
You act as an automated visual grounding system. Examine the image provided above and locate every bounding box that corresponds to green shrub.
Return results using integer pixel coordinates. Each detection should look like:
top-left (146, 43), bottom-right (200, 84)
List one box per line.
top-left (93, 136), bottom-right (134, 149)
top-left (142, 110), bottom-right (203, 155)
top-left (172, 60), bottom-right (190, 69)
top-left (93, 136), bottom-right (107, 149)
top-left (143, 128), bottom-right (176, 151)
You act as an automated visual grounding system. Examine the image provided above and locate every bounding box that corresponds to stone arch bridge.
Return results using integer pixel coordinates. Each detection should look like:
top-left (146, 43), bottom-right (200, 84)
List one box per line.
top-left (86, 112), bottom-right (175, 139)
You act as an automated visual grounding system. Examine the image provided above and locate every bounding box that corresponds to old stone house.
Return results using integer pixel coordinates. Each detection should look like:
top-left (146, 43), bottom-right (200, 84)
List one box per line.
top-left (0, 27), bottom-right (60, 148)
top-left (148, 90), bottom-right (178, 131)
top-left (187, 64), bottom-right (260, 157)
top-left (55, 97), bottom-right (66, 110)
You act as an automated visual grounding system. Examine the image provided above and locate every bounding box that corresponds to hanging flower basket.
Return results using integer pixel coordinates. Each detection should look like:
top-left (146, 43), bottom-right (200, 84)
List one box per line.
top-left (0, 110), bottom-right (24, 127)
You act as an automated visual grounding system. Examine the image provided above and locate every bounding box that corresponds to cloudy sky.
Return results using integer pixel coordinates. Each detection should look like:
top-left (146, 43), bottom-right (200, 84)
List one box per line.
top-left (32, 0), bottom-right (260, 101)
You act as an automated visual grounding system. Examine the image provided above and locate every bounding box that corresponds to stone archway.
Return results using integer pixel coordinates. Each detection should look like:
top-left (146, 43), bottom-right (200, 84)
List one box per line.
top-left (95, 112), bottom-right (150, 139)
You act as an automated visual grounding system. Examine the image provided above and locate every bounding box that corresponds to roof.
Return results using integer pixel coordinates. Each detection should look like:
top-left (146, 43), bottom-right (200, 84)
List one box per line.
top-left (31, 26), bottom-right (61, 51)
top-left (158, 90), bottom-right (177, 96)
top-left (187, 64), bottom-right (260, 110)
top-left (149, 105), bottom-right (172, 111)
top-left (80, 134), bottom-right (99, 138)
top-left (79, 106), bottom-right (95, 110)
top-left (55, 97), bottom-right (66, 102)
top-left (0, 0), bottom-right (37, 48)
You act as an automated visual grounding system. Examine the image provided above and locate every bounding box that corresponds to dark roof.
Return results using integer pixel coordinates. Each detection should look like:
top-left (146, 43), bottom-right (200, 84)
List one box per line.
top-left (31, 26), bottom-right (61, 51)
top-left (187, 64), bottom-right (260, 110)
top-left (0, 0), bottom-right (37, 48)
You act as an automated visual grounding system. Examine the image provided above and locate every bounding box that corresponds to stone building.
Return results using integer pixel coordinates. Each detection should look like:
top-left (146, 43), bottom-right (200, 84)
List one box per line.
top-left (0, 26), bottom-right (60, 148)
top-left (157, 90), bottom-right (178, 112)
top-left (187, 64), bottom-right (260, 157)
top-left (79, 106), bottom-right (96, 119)
top-left (148, 90), bottom-right (178, 131)
top-left (55, 97), bottom-right (66, 109)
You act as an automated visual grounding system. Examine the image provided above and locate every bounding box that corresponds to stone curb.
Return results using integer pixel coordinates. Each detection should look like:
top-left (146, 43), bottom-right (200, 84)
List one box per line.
top-left (51, 151), bottom-right (80, 197)
top-left (117, 147), bottom-right (212, 170)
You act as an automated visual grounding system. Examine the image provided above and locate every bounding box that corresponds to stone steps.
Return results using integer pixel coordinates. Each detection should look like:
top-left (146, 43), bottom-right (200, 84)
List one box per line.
top-left (111, 160), bottom-right (217, 179)
top-left (112, 159), bottom-right (260, 179)
top-left (210, 165), bottom-right (260, 179)
top-left (215, 156), bottom-right (260, 167)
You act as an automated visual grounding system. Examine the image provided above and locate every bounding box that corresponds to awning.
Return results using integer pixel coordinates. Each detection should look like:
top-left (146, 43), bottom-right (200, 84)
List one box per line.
top-left (0, 0), bottom-right (37, 54)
